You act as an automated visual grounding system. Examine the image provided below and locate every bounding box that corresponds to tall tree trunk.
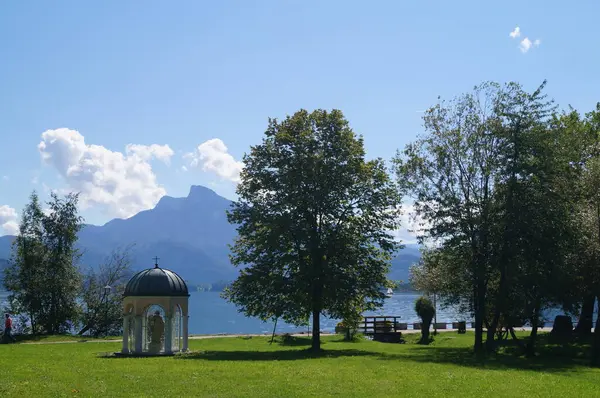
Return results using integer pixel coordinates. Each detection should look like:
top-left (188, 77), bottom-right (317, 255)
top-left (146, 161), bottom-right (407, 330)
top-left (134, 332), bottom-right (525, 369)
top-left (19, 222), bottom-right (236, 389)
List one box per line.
top-left (474, 279), bottom-right (486, 354)
top-left (311, 308), bottom-right (321, 351)
top-left (508, 327), bottom-right (526, 349)
top-left (591, 296), bottom-right (600, 367)
top-left (526, 323), bottom-right (538, 357)
top-left (526, 302), bottom-right (541, 357)
top-left (270, 318), bottom-right (278, 345)
top-left (421, 319), bottom-right (431, 344)
top-left (310, 244), bottom-right (323, 352)
top-left (486, 268), bottom-right (507, 353)
top-left (575, 295), bottom-right (596, 336)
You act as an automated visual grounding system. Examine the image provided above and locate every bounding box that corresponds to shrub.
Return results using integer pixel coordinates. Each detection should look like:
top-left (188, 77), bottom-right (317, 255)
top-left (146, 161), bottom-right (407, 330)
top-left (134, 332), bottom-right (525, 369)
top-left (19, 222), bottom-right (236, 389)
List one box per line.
top-left (335, 322), bottom-right (347, 334)
top-left (336, 321), bottom-right (359, 341)
top-left (415, 296), bottom-right (436, 344)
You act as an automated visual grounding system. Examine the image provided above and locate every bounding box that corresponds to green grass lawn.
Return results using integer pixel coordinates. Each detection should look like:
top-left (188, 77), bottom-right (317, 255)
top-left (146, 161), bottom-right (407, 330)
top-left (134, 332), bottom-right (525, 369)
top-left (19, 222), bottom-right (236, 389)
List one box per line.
top-left (1, 333), bottom-right (599, 397)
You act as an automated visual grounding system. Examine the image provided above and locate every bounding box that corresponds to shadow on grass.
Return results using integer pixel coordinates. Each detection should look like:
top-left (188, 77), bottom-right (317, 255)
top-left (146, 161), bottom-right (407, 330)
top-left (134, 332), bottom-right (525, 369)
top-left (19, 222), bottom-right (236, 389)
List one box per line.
top-left (177, 348), bottom-right (384, 362)
top-left (385, 335), bottom-right (592, 373)
top-left (276, 335), bottom-right (313, 347)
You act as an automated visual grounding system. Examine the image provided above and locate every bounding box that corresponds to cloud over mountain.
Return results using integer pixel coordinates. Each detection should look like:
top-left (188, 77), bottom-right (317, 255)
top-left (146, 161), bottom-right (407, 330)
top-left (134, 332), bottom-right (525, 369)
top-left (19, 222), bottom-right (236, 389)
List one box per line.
top-left (38, 128), bottom-right (173, 218)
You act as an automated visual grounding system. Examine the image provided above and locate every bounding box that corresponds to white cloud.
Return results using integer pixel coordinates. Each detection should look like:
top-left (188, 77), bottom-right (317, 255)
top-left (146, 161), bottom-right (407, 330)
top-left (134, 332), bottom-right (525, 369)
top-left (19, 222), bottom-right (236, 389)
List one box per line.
top-left (38, 128), bottom-right (173, 219)
top-left (181, 165), bottom-right (188, 172)
top-left (509, 26), bottom-right (541, 54)
top-left (519, 37), bottom-right (533, 53)
top-left (125, 144), bottom-right (174, 164)
top-left (184, 139), bottom-right (243, 183)
top-left (509, 26), bottom-right (521, 38)
top-left (393, 203), bottom-right (430, 244)
top-left (0, 205), bottom-right (19, 236)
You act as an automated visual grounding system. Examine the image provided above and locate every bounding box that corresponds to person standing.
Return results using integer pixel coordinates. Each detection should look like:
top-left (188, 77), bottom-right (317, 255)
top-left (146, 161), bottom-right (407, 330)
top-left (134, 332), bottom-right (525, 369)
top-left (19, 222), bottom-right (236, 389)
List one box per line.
top-left (4, 314), bottom-right (16, 343)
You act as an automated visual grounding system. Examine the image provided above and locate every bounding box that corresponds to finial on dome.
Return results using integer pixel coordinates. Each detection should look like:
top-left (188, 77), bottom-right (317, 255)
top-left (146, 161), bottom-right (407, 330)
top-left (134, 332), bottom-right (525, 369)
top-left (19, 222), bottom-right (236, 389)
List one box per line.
top-left (153, 256), bottom-right (160, 268)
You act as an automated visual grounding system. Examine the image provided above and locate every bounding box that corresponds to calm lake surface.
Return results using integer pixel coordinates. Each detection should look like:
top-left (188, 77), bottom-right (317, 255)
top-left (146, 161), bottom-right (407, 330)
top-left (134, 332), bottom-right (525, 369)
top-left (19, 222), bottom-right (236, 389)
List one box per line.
top-left (190, 292), bottom-right (472, 335)
top-left (5, 290), bottom-right (596, 335)
top-left (0, 290), bottom-right (468, 334)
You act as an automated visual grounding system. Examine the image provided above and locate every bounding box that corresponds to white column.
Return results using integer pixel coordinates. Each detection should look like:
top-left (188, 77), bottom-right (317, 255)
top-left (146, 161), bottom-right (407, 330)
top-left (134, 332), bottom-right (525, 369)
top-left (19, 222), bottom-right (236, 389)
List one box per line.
top-left (164, 316), bottom-right (172, 354)
top-left (182, 315), bottom-right (189, 352)
top-left (121, 315), bottom-right (129, 354)
top-left (134, 316), bottom-right (143, 354)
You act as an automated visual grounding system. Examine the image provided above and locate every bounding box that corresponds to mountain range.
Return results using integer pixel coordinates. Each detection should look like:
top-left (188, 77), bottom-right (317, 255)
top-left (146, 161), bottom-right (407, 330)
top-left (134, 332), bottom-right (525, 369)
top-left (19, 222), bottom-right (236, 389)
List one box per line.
top-left (0, 185), bottom-right (421, 285)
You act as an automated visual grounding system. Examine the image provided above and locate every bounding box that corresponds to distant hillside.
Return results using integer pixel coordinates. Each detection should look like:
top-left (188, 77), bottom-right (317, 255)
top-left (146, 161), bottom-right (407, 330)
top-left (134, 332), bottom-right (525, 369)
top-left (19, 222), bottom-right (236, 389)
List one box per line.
top-left (0, 258), bottom-right (8, 282)
top-left (0, 185), bottom-right (422, 284)
top-left (389, 249), bottom-right (421, 282)
top-left (0, 236), bottom-right (12, 261)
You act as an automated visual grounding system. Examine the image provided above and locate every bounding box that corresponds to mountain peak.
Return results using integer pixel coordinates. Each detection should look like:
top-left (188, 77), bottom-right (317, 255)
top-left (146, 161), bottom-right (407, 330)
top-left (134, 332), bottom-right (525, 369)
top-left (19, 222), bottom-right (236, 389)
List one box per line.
top-left (188, 185), bottom-right (217, 198)
top-left (188, 185), bottom-right (219, 199)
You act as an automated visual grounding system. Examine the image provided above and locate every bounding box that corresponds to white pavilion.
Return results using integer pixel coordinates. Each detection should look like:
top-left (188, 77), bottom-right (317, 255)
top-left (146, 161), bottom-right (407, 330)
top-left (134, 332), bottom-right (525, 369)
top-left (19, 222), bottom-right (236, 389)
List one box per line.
top-left (120, 260), bottom-right (190, 355)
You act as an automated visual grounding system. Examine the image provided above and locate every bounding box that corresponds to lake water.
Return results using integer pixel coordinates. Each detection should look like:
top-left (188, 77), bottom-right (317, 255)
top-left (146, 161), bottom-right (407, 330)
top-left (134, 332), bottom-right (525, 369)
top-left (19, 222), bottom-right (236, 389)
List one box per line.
top-left (2, 291), bottom-right (597, 334)
top-left (191, 292), bottom-right (472, 335)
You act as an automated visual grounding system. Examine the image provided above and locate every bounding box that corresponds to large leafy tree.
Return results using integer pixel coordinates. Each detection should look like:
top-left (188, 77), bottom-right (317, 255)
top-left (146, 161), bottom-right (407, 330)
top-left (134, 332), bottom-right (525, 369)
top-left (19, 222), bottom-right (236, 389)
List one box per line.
top-left (224, 109), bottom-right (402, 351)
top-left (395, 82), bottom-right (503, 353)
top-left (550, 105), bottom-right (600, 365)
top-left (39, 192), bottom-right (84, 334)
top-left (570, 104), bottom-right (600, 366)
top-left (396, 81), bottom-right (570, 354)
top-left (483, 81), bottom-right (576, 355)
top-left (3, 192), bottom-right (47, 334)
top-left (4, 191), bottom-right (83, 334)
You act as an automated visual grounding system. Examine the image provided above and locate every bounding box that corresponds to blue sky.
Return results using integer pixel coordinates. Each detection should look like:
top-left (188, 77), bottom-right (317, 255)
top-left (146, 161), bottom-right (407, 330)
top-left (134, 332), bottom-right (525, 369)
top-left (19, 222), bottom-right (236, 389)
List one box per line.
top-left (1, 0), bottom-right (599, 236)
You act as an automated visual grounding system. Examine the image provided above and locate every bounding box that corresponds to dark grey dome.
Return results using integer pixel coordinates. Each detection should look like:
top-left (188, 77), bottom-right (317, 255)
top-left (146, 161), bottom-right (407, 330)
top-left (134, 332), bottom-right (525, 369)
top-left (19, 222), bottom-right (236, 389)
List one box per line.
top-left (124, 266), bottom-right (189, 297)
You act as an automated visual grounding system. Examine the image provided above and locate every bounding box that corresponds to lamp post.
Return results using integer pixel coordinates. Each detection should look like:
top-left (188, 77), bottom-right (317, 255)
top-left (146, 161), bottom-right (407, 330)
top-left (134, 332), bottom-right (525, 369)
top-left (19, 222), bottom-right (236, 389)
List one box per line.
top-left (103, 285), bottom-right (112, 337)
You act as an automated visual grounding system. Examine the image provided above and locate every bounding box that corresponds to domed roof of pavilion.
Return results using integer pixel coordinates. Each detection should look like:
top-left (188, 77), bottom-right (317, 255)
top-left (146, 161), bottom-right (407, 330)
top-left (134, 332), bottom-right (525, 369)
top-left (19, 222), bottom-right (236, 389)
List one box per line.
top-left (124, 263), bottom-right (189, 297)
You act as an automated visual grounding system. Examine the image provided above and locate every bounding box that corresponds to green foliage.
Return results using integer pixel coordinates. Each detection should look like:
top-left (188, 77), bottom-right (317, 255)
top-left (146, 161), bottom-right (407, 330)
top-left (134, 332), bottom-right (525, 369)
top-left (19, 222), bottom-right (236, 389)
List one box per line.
top-left (224, 109), bottom-right (402, 350)
top-left (395, 80), bottom-right (589, 355)
top-left (395, 82), bottom-right (509, 351)
top-left (3, 192), bottom-right (47, 333)
top-left (415, 296), bottom-right (435, 344)
top-left (79, 246), bottom-right (134, 337)
top-left (415, 296), bottom-right (435, 323)
top-left (3, 191), bottom-right (83, 334)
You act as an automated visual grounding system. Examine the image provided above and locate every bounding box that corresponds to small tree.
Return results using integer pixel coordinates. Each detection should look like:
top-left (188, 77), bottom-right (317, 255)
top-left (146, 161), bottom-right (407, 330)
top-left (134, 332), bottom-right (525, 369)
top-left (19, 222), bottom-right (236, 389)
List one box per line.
top-left (39, 192), bottom-right (83, 334)
top-left (338, 294), bottom-right (369, 341)
top-left (415, 296), bottom-right (435, 344)
top-left (3, 191), bottom-right (46, 334)
top-left (79, 245), bottom-right (134, 337)
top-left (4, 191), bottom-right (83, 334)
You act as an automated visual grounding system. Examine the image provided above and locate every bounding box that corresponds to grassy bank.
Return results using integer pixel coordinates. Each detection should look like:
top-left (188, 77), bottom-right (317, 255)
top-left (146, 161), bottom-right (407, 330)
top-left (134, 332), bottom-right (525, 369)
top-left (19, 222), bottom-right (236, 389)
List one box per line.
top-left (1, 333), bottom-right (599, 397)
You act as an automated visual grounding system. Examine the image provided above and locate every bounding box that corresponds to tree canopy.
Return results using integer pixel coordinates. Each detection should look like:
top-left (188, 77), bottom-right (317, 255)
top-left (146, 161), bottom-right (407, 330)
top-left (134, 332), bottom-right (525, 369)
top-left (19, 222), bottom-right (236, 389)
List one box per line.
top-left (224, 109), bottom-right (402, 351)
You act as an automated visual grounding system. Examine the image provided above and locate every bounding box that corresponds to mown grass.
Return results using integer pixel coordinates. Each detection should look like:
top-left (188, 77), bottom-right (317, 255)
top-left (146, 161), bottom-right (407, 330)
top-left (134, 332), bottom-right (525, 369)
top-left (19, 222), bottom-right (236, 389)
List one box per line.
top-left (1, 332), bottom-right (599, 397)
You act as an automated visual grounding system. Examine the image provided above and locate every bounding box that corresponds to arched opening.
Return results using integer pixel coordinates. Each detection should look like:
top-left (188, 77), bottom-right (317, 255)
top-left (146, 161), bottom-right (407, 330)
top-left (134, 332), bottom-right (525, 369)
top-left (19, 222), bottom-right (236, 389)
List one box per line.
top-left (171, 304), bottom-right (183, 352)
top-left (143, 304), bottom-right (166, 353)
